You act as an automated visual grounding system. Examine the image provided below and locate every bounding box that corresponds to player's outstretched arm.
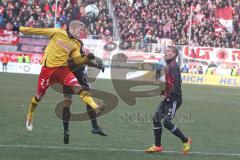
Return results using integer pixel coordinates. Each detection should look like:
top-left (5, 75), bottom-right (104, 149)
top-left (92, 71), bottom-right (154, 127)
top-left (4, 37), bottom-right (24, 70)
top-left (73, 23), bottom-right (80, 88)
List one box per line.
top-left (12, 26), bottom-right (58, 37)
top-left (71, 53), bottom-right (94, 65)
top-left (72, 56), bottom-right (89, 66)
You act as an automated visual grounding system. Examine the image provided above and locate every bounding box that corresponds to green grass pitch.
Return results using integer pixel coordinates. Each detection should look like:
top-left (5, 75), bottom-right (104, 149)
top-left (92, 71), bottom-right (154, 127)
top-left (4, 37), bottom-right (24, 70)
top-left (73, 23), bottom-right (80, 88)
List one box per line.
top-left (0, 73), bottom-right (240, 160)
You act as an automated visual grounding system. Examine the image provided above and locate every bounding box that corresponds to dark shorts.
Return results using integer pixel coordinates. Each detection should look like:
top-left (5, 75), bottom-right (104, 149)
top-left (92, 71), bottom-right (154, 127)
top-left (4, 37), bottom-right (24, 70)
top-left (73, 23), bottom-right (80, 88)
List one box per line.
top-left (156, 70), bottom-right (161, 74)
top-left (155, 70), bottom-right (161, 80)
top-left (63, 70), bottom-right (90, 97)
top-left (156, 70), bottom-right (161, 75)
top-left (153, 97), bottom-right (182, 122)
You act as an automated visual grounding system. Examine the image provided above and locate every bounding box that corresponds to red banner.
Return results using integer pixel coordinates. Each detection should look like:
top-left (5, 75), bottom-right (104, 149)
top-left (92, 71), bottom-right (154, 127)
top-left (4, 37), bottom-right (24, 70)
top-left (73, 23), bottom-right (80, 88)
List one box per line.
top-left (0, 51), bottom-right (43, 64)
top-left (0, 29), bottom-right (14, 35)
top-left (0, 34), bottom-right (19, 45)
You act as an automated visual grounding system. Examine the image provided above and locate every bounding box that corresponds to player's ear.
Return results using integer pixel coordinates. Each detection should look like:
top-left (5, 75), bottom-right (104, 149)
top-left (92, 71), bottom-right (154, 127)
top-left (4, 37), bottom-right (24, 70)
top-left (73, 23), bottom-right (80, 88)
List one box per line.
top-left (66, 22), bottom-right (74, 39)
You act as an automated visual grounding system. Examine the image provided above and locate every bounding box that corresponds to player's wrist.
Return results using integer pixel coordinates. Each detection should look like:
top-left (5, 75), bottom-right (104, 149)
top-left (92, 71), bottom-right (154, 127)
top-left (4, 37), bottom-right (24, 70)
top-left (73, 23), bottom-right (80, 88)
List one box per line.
top-left (12, 25), bottom-right (20, 32)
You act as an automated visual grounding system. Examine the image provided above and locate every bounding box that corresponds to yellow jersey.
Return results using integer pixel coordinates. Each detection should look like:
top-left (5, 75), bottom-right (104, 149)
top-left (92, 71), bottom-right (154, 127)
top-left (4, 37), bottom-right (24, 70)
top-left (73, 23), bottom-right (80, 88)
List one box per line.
top-left (19, 27), bottom-right (88, 67)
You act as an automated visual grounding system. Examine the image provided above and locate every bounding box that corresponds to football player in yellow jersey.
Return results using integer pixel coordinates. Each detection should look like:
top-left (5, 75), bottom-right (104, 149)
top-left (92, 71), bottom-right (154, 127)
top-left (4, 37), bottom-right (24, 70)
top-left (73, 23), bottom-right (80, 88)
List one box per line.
top-left (11, 21), bottom-right (105, 133)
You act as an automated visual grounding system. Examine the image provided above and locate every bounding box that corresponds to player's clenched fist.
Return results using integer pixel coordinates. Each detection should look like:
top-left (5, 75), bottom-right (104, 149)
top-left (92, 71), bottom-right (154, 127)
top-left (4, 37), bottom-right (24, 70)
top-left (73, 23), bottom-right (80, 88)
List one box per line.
top-left (87, 53), bottom-right (95, 60)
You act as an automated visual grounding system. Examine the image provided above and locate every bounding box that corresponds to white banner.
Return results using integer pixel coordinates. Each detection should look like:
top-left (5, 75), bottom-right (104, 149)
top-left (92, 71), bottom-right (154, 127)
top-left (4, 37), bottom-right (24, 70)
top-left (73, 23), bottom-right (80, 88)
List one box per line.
top-left (16, 63), bottom-right (42, 74)
top-left (0, 62), bottom-right (41, 74)
top-left (183, 46), bottom-right (240, 63)
top-left (82, 39), bottom-right (164, 63)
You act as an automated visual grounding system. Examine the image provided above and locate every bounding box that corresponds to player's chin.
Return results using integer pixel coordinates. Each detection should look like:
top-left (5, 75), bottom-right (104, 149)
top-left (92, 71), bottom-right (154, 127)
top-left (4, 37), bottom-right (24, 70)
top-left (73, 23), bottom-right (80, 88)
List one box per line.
top-left (73, 35), bottom-right (81, 40)
top-left (71, 32), bottom-right (81, 39)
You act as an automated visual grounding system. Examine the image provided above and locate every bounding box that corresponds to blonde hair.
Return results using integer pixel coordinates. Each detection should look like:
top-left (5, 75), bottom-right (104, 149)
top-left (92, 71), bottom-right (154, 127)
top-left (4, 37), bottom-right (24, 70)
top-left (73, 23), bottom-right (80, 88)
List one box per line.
top-left (68, 20), bottom-right (86, 38)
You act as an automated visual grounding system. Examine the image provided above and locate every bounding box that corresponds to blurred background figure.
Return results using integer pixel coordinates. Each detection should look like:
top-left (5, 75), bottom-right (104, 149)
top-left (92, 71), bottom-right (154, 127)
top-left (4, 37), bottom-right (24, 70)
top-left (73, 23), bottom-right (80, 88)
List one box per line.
top-left (181, 64), bottom-right (189, 73)
top-left (231, 66), bottom-right (238, 76)
top-left (1, 54), bottom-right (9, 72)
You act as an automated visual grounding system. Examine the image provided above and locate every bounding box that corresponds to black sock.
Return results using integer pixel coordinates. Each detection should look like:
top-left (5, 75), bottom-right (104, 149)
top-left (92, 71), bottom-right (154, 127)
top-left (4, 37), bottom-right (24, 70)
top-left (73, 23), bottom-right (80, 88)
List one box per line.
top-left (86, 105), bottom-right (98, 129)
top-left (163, 118), bottom-right (188, 143)
top-left (154, 126), bottom-right (162, 146)
top-left (63, 107), bottom-right (70, 134)
top-left (153, 118), bottom-right (162, 147)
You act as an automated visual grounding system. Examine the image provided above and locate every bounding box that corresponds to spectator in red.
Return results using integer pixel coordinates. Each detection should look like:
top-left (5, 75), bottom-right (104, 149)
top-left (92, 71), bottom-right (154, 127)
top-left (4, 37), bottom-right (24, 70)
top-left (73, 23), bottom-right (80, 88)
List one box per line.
top-left (1, 54), bottom-right (9, 72)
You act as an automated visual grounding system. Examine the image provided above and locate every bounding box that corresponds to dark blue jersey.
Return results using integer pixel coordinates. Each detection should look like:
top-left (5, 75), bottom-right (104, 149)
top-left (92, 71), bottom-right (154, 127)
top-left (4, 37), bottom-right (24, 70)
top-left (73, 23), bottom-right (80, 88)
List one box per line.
top-left (68, 59), bottom-right (89, 90)
top-left (68, 39), bottom-right (90, 90)
top-left (164, 60), bottom-right (182, 99)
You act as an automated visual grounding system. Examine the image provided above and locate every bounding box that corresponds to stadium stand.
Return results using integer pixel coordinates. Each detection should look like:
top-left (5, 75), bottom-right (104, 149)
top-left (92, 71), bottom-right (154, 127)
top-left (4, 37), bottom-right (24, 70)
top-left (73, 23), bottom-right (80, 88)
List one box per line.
top-left (113, 0), bottom-right (240, 48)
top-left (0, 0), bottom-right (239, 48)
top-left (0, 0), bottom-right (113, 39)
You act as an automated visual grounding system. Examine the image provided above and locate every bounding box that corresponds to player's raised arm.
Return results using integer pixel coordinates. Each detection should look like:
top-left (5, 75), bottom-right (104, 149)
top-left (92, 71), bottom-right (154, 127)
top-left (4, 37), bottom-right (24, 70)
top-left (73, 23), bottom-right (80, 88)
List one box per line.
top-left (12, 26), bottom-right (58, 38)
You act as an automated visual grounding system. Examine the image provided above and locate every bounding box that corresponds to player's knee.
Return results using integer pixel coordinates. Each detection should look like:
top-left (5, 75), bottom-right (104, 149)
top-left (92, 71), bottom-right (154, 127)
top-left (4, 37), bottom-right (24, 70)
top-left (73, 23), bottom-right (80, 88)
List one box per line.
top-left (153, 119), bottom-right (161, 127)
top-left (64, 94), bottom-right (72, 100)
top-left (152, 113), bottom-right (158, 123)
top-left (163, 116), bottom-right (172, 129)
top-left (63, 106), bottom-right (70, 121)
top-left (86, 104), bottom-right (92, 111)
top-left (153, 113), bottom-right (162, 126)
top-left (35, 95), bottom-right (42, 102)
top-left (73, 85), bottom-right (83, 94)
top-left (64, 96), bottom-right (73, 107)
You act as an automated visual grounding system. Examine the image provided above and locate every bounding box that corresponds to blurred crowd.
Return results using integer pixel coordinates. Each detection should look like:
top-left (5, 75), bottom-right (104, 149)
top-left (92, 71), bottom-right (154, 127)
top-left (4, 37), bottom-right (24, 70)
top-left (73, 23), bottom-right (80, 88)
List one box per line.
top-left (0, 0), bottom-right (239, 49)
top-left (113, 0), bottom-right (240, 49)
top-left (0, 0), bottom-right (113, 39)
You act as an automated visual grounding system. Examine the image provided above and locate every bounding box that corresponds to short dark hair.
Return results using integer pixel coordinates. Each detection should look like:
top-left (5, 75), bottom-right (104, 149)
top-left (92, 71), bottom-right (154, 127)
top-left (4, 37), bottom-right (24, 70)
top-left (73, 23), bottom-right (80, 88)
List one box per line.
top-left (167, 46), bottom-right (179, 57)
